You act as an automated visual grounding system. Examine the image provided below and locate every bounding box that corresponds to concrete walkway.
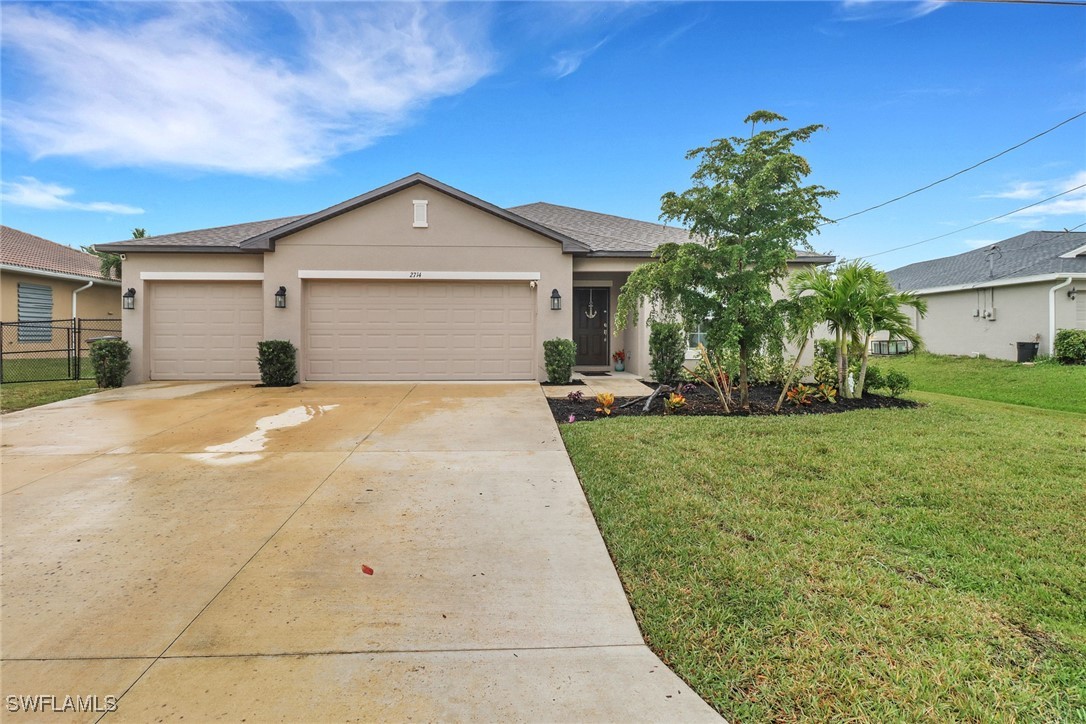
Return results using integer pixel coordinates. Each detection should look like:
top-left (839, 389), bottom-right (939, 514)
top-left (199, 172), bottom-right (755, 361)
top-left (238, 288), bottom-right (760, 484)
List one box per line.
top-left (542, 371), bottom-right (654, 400)
top-left (1, 381), bottom-right (718, 721)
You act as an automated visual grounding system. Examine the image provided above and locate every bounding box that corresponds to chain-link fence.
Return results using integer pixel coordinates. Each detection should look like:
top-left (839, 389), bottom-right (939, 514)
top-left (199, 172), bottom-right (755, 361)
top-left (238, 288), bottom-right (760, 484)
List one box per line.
top-left (1, 318), bottom-right (122, 383)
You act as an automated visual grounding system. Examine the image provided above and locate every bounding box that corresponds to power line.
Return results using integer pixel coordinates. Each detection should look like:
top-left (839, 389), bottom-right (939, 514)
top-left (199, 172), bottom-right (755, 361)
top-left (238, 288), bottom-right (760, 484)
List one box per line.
top-left (947, 0), bottom-right (1086, 6)
top-left (989, 221), bottom-right (1086, 280)
top-left (825, 110), bottom-right (1086, 226)
top-left (857, 183), bottom-right (1086, 260)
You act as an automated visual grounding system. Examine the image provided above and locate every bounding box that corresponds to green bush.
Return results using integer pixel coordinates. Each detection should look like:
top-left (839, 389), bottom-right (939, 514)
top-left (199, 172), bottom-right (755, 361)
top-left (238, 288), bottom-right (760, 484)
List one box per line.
top-left (649, 322), bottom-right (687, 383)
top-left (863, 364), bottom-right (885, 393)
top-left (88, 338), bottom-right (131, 388)
top-left (1053, 329), bottom-right (1086, 365)
top-left (812, 356), bottom-right (836, 386)
top-left (884, 369), bottom-right (911, 398)
top-left (814, 338), bottom-right (836, 363)
top-left (257, 340), bottom-right (297, 386)
top-left (543, 338), bottom-right (577, 384)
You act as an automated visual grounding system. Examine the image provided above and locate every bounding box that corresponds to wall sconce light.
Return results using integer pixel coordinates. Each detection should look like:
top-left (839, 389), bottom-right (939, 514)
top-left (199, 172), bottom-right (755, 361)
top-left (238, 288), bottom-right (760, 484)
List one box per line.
top-left (274, 286), bottom-right (287, 308)
top-left (550, 289), bottom-right (562, 311)
top-left (1069, 287), bottom-right (1078, 301)
top-left (122, 288), bottom-right (136, 310)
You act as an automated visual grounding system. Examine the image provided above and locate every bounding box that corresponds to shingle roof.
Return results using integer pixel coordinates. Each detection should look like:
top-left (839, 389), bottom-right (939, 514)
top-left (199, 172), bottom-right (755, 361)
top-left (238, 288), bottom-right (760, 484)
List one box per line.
top-left (888, 231), bottom-right (1086, 291)
top-left (0, 225), bottom-right (115, 281)
top-left (510, 202), bottom-right (835, 261)
top-left (96, 216), bottom-right (304, 252)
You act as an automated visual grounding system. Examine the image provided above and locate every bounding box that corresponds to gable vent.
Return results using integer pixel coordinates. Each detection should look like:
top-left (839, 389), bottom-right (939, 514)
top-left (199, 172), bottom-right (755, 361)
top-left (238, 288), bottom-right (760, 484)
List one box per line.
top-left (412, 200), bottom-right (428, 228)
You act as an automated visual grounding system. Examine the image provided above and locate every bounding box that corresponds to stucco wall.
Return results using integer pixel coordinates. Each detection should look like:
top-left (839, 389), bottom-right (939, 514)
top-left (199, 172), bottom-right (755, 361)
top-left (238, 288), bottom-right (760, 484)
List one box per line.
top-left (120, 253), bottom-right (265, 382)
top-left (1, 270), bottom-right (120, 322)
top-left (883, 281), bottom-right (1083, 360)
top-left (262, 186), bottom-right (573, 381)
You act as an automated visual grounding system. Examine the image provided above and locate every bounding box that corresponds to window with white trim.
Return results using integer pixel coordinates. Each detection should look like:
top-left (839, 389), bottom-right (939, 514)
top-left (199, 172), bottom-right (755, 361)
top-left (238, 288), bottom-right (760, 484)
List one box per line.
top-left (686, 322), bottom-right (707, 350)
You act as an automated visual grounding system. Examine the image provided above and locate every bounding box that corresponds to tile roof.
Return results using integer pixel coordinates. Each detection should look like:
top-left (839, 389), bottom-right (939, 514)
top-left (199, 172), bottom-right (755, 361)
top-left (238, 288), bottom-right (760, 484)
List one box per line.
top-left (888, 231), bottom-right (1086, 291)
top-left (1, 225), bottom-right (115, 281)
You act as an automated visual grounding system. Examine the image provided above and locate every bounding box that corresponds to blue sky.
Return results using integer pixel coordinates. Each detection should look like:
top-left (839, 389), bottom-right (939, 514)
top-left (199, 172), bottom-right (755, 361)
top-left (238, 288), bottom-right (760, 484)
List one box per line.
top-left (1, 0), bottom-right (1083, 271)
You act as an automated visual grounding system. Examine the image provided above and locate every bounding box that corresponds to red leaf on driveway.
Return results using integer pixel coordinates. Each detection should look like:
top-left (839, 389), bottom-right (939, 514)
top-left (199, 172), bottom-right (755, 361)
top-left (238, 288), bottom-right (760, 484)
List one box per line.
top-left (361, 564), bottom-right (374, 575)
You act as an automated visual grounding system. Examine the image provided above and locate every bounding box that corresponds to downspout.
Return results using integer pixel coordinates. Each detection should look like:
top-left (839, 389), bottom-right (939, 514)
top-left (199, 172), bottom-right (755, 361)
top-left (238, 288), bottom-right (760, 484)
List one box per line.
top-left (72, 280), bottom-right (94, 319)
top-left (1048, 276), bottom-right (1073, 355)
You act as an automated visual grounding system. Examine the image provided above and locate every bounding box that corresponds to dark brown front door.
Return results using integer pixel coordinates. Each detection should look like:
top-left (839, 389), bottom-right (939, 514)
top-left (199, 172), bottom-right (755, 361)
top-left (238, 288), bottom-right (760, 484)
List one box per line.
top-left (573, 287), bottom-right (609, 365)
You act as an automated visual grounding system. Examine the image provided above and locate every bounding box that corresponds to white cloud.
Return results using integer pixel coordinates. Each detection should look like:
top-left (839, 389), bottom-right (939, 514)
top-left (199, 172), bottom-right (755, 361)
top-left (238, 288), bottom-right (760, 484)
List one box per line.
top-left (550, 38), bottom-right (609, 79)
top-left (992, 170), bottom-right (1086, 223)
top-left (1, 3), bottom-right (493, 176)
top-left (837, 0), bottom-right (945, 22)
top-left (962, 239), bottom-right (998, 250)
top-left (979, 181), bottom-right (1046, 201)
top-left (0, 177), bottom-right (143, 214)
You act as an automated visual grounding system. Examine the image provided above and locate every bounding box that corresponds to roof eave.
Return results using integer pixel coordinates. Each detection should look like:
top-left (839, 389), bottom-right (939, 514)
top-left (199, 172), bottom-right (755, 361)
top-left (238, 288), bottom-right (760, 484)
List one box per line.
top-left (902, 271), bottom-right (1086, 295)
top-left (0, 262), bottom-right (122, 285)
top-left (93, 244), bottom-right (259, 254)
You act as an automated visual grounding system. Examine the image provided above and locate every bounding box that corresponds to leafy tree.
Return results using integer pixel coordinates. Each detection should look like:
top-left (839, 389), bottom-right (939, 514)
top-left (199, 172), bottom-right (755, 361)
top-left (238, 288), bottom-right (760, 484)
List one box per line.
top-left (616, 111), bottom-right (836, 409)
top-left (789, 261), bottom-right (925, 398)
top-left (131, 228), bottom-right (146, 238)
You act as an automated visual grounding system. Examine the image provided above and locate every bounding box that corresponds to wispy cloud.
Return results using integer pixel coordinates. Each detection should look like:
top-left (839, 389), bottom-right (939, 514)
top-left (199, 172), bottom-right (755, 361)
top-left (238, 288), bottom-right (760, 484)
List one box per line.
top-left (979, 181), bottom-right (1046, 201)
top-left (991, 170), bottom-right (1086, 224)
top-left (837, 0), bottom-right (946, 23)
top-left (550, 38), bottom-right (609, 79)
top-left (1, 177), bottom-right (143, 214)
top-left (1, 3), bottom-right (494, 176)
top-left (962, 238), bottom-right (998, 250)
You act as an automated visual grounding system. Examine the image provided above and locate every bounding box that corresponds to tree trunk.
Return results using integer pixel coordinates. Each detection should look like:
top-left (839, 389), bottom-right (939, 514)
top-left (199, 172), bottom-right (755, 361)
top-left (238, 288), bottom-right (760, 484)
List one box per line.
top-left (775, 335), bottom-right (810, 413)
top-left (836, 329), bottom-right (848, 398)
top-left (856, 334), bottom-right (872, 399)
top-left (738, 343), bottom-right (751, 410)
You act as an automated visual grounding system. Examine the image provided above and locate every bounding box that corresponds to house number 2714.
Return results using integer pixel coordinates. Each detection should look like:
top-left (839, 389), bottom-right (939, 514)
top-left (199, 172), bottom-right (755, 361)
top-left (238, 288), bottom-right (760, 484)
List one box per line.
top-left (408, 271), bottom-right (423, 278)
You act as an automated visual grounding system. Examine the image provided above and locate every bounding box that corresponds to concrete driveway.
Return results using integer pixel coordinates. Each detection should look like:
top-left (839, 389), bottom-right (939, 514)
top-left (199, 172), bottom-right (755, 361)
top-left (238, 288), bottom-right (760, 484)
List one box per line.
top-left (1, 382), bottom-right (718, 722)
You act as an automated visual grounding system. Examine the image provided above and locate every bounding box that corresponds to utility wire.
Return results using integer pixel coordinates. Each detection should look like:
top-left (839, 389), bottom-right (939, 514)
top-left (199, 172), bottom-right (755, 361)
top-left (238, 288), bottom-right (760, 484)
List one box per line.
top-left (988, 221), bottom-right (1086, 280)
top-left (824, 110), bottom-right (1086, 226)
top-left (857, 183), bottom-right (1086, 260)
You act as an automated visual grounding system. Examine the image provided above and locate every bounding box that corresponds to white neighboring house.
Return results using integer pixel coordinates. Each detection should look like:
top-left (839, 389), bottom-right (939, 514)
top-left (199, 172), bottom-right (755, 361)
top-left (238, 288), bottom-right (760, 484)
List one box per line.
top-left (880, 231), bottom-right (1086, 361)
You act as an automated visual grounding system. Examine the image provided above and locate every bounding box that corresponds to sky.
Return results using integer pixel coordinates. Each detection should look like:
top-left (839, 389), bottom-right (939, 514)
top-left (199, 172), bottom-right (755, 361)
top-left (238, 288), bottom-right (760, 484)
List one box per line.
top-left (1, 0), bottom-right (1084, 272)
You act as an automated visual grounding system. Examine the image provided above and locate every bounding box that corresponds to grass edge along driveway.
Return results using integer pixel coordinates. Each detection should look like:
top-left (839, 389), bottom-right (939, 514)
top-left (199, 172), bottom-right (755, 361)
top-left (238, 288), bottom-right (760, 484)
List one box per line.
top-left (561, 393), bottom-right (1085, 721)
top-left (1, 379), bottom-right (99, 413)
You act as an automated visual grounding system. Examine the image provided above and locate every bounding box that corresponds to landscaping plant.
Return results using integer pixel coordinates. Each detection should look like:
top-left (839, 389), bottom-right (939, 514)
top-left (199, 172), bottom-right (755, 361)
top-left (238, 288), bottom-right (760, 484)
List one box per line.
top-left (543, 338), bottom-right (577, 384)
top-left (594, 392), bottom-right (615, 416)
top-left (785, 383), bottom-right (815, 406)
top-left (88, 338), bottom-right (131, 388)
top-left (648, 322), bottom-right (686, 383)
top-left (814, 383), bottom-right (837, 403)
top-left (566, 390), bottom-right (584, 403)
top-left (883, 369), bottom-right (911, 398)
top-left (256, 340), bottom-right (297, 386)
top-left (617, 110), bottom-right (837, 410)
top-left (1054, 329), bottom-right (1086, 364)
top-left (663, 392), bottom-right (686, 415)
top-left (688, 344), bottom-right (733, 413)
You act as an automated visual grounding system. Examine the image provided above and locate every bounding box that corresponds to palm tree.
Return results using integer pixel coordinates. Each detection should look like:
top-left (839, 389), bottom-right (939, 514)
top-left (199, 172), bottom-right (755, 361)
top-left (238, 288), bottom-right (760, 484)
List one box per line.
top-left (790, 261), bottom-right (925, 399)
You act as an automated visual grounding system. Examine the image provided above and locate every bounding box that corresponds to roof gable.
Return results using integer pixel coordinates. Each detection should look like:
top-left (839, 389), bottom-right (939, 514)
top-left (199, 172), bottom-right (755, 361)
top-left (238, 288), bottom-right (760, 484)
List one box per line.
top-left (0, 225), bottom-right (116, 281)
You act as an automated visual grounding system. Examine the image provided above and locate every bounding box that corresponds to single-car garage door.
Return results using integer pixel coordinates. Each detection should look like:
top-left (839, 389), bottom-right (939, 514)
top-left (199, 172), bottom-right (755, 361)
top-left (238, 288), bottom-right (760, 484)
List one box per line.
top-left (149, 282), bottom-right (263, 380)
top-left (305, 281), bottom-right (535, 380)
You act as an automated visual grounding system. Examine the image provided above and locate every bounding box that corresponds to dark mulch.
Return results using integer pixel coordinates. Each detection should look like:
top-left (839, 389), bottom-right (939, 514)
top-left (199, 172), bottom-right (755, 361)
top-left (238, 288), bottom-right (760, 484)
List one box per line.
top-left (540, 379), bottom-right (585, 387)
top-left (548, 382), bottom-right (919, 422)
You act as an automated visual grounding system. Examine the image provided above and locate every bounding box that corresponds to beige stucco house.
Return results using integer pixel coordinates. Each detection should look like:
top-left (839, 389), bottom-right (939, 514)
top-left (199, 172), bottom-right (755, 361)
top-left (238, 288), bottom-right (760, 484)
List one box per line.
top-left (1, 225), bottom-right (121, 350)
top-left (883, 231), bottom-right (1086, 360)
top-left (97, 174), bottom-right (833, 384)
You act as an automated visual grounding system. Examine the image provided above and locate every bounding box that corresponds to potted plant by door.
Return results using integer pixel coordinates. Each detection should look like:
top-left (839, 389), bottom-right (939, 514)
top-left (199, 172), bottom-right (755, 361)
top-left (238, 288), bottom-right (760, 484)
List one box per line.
top-left (612, 349), bottom-right (627, 372)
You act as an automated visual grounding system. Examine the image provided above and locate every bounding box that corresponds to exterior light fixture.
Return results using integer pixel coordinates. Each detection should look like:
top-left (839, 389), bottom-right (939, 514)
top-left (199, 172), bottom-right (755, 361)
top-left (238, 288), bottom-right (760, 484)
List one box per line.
top-left (1069, 287), bottom-right (1078, 301)
top-left (550, 289), bottom-right (562, 311)
top-left (275, 286), bottom-right (287, 308)
top-left (122, 288), bottom-right (136, 310)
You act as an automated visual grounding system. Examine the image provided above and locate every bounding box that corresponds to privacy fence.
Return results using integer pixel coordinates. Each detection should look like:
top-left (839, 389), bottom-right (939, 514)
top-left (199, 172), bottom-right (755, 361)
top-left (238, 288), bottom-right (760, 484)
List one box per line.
top-left (0, 318), bottom-right (121, 383)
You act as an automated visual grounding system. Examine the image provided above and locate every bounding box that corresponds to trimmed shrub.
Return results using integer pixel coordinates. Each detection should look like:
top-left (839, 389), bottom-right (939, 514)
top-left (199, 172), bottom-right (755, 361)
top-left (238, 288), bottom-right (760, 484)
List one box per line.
top-left (1053, 329), bottom-right (1086, 365)
top-left (257, 340), bottom-right (297, 386)
top-left (863, 364), bottom-right (885, 393)
top-left (814, 338), bottom-right (836, 363)
top-left (884, 369), bottom-right (911, 398)
top-left (88, 338), bottom-right (131, 388)
top-left (543, 338), bottom-right (577, 384)
top-left (649, 322), bottom-right (686, 383)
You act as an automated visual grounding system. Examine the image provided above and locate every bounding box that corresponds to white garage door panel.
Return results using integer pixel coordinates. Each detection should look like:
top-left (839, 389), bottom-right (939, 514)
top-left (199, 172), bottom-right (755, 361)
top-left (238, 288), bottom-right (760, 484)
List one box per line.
top-left (149, 282), bottom-right (263, 380)
top-left (305, 281), bottom-right (535, 380)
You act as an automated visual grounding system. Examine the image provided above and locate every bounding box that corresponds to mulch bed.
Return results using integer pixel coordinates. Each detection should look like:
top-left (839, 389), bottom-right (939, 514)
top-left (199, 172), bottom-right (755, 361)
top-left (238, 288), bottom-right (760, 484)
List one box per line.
top-left (547, 382), bottom-right (919, 422)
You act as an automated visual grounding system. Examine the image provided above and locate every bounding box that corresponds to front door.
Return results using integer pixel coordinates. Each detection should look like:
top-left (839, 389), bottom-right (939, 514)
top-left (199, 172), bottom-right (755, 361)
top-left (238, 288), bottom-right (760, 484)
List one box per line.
top-left (573, 287), bottom-right (609, 365)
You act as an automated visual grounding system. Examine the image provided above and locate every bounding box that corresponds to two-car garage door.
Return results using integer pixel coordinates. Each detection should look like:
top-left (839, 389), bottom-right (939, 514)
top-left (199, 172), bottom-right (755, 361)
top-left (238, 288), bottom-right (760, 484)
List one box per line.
top-left (305, 281), bottom-right (535, 380)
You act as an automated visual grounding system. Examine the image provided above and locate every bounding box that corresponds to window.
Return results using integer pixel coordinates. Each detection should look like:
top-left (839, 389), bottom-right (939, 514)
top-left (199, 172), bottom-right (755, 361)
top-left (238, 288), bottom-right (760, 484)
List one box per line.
top-left (17, 282), bottom-right (53, 342)
top-left (686, 322), bottom-right (707, 350)
top-left (870, 339), bottom-right (911, 355)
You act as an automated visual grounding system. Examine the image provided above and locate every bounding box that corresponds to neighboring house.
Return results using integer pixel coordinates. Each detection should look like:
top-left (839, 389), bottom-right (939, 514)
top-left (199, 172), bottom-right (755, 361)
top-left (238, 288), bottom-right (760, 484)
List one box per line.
top-left (884, 231), bottom-right (1086, 360)
top-left (96, 173), bottom-right (833, 383)
top-left (1, 226), bottom-right (121, 339)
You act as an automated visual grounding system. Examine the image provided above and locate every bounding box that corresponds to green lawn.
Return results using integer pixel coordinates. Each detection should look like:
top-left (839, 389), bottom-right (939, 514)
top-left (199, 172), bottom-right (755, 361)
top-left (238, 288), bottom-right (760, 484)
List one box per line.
top-left (873, 352), bottom-right (1085, 413)
top-left (0, 379), bottom-right (99, 413)
top-left (561, 395), bottom-right (1085, 721)
top-left (1, 355), bottom-right (95, 383)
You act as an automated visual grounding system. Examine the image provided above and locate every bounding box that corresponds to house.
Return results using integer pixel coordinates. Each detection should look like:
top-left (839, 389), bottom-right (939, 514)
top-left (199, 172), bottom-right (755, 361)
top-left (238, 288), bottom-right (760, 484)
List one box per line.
top-left (885, 230), bottom-right (1086, 360)
top-left (1, 225), bottom-right (121, 327)
top-left (96, 173), bottom-right (834, 383)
